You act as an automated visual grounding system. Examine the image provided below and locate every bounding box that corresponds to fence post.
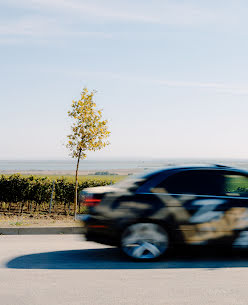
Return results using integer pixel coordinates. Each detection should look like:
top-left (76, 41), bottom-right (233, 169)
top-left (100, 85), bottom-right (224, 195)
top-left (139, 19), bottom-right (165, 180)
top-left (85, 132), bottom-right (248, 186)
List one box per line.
top-left (49, 180), bottom-right (55, 214)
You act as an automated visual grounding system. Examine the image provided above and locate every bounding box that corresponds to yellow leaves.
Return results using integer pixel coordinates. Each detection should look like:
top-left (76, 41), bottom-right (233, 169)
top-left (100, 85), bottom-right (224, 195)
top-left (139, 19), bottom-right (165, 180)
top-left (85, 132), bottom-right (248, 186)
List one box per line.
top-left (66, 87), bottom-right (110, 159)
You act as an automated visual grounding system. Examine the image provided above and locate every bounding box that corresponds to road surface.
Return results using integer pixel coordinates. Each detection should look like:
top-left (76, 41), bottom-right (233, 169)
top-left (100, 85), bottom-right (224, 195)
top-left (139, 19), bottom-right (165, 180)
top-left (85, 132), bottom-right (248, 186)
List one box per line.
top-left (1, 235), bottom-right (248, 305)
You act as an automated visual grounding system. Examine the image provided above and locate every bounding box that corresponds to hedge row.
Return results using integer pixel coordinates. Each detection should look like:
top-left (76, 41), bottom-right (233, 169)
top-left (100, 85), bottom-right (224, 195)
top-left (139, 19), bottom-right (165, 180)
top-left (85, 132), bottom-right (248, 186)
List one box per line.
top-left (0, 174), bottom-right (116, 204)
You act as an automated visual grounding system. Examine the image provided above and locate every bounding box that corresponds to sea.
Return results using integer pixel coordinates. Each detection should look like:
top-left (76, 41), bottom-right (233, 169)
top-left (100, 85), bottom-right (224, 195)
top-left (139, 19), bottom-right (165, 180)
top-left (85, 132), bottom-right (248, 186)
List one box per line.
top-left (0, 159), bottom-right (176, 172)
top-left (1, 159), bottom-right (248, 172)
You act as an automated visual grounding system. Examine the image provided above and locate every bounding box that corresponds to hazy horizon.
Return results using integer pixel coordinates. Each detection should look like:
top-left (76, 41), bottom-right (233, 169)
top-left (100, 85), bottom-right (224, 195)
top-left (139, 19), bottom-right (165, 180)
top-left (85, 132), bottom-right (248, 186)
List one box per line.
top-left (2, 157), bottom-right (248, 162)
top-left (2, 158), bottom-right (248, 172)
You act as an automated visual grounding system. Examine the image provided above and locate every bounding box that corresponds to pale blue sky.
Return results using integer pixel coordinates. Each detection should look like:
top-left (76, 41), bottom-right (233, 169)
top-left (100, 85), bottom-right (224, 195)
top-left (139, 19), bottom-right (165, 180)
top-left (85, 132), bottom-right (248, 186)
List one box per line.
top-left (1, 0), bottom-right (248, 160)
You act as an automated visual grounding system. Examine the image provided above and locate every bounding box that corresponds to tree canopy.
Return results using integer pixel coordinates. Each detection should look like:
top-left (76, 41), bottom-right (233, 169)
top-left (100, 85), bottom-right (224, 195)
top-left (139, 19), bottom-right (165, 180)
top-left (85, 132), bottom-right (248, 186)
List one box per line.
top-left (67, 88), bottom-right (110, 159)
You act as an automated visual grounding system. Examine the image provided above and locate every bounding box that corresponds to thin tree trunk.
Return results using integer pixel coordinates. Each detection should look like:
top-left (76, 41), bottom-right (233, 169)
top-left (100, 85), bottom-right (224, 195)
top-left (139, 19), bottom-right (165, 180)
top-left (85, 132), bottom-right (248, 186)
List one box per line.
top-left (21, 202), bottom-right (25, 214)
top-left (78, 199), bottom-right (81, 214)
top-left (74, 148), bottom-right (82, 219)
top-left (18, 202), bottom-right (22, 216)
top-left (64, 201), bottom-right (67, 215)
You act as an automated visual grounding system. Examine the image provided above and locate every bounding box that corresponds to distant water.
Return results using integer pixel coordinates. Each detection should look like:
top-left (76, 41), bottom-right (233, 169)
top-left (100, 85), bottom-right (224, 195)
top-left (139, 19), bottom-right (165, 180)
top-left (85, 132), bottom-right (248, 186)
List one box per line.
top-left (1, 159), bottom-right (248, 172)
top-left (0, 159), bottom-right (171, 171)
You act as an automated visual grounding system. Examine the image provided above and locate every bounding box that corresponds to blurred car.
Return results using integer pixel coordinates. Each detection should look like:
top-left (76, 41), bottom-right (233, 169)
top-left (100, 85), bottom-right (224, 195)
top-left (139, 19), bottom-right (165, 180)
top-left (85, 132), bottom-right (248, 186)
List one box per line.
top-left (80, 165), bottom-right (248, 261)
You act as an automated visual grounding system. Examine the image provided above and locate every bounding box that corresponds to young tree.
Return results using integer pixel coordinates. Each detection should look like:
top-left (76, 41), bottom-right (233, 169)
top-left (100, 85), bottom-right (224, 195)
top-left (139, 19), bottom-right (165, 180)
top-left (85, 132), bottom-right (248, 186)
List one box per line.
top-left (67, 88), bottom-right (110, 218)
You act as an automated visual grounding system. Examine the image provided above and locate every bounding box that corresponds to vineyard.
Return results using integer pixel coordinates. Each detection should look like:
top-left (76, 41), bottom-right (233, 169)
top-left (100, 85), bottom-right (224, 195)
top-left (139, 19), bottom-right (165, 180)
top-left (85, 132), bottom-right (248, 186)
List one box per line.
top-left (0, 174), bottom-right (124, 216)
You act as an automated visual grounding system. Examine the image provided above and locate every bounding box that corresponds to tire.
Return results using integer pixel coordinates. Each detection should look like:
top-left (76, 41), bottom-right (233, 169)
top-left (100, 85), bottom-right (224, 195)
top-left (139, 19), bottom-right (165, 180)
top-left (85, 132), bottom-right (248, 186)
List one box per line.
top-left (121, 223), bottom-right (169, 261)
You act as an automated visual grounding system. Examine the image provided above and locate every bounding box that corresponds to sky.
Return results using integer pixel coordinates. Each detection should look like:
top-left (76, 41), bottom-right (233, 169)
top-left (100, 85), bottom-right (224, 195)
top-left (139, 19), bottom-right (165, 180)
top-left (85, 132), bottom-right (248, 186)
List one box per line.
top-left (1, 0), bottom-right (248, 160)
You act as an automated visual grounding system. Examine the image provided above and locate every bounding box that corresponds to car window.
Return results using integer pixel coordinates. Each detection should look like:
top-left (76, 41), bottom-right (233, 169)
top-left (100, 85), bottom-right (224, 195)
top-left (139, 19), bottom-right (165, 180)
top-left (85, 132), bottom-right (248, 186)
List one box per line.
top-left (152, 170), bottom-right (225, 196)
top-left (224, 174), bottom-right (248, 197)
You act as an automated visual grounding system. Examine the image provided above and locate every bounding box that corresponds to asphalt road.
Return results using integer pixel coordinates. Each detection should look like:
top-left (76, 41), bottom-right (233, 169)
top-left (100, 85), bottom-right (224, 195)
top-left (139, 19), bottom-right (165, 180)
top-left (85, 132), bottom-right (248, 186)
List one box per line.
top-left (1, 235), bottom-right (248, 305)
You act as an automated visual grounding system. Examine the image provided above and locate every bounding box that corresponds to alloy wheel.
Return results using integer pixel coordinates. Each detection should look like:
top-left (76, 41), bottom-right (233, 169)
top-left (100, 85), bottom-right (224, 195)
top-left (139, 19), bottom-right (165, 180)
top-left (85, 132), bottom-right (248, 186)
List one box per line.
top-left (121, 223), bottom-right (169, 260)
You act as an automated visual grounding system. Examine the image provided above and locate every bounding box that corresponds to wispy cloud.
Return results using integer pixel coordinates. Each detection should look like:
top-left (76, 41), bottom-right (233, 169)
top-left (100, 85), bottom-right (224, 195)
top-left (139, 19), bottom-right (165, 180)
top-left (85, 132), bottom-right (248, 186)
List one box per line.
top-left (4, 0), bottom-right (225, 26)
top-left (136, 77), bottom-right (248, 95)
top-left (0, 15), bottom-right (112, 44)
top-left (153, 79), bottom-right (248, 95)
top-left (2, 0), bottom-right (248, 45)
top-left (0, 16), bottom-right (56, 36)
top-left (78, 71), bottom-right (248, 95)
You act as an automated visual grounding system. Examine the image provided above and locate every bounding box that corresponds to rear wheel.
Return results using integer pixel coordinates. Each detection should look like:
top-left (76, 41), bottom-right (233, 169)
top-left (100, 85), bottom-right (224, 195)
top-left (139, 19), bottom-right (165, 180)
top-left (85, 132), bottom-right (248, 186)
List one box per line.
top-left (121, 223), bottom-right (169, 261)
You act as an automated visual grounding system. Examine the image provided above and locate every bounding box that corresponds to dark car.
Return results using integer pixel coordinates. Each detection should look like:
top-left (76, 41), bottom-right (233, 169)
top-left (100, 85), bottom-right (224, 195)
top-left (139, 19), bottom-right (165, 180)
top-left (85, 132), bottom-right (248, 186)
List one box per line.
top-left (80, 165), bottom-right (248, 261)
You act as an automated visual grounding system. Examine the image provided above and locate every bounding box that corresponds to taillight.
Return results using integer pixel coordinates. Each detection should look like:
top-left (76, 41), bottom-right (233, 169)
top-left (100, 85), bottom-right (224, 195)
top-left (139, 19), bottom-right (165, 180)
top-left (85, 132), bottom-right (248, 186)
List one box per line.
top-left (83, 196), bottom-right (101, 207)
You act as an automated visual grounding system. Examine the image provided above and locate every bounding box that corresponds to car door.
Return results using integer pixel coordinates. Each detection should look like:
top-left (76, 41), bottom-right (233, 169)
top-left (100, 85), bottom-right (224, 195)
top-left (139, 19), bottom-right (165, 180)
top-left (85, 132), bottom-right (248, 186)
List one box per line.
top-left (220, 171), bottom-right (248, 248)
top-left (150, 169), bottom-right (234, 246)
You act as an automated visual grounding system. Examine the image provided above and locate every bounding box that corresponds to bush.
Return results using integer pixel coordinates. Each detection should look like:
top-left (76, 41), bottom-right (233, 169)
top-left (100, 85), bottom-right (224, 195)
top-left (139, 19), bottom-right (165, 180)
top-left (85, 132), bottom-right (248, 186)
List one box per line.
top-left (0, 174), bottom-right (117, 205)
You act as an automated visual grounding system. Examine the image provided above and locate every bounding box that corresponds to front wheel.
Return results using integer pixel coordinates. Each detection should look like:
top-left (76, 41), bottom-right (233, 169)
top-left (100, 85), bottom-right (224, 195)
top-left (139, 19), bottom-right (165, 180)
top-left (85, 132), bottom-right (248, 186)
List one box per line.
top-left (121, 223), bottom-right (169, 261)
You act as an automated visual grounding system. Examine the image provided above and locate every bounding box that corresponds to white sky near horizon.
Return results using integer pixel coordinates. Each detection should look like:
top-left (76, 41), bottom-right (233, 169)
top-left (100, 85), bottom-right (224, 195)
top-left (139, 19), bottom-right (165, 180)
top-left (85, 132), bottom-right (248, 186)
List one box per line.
top-left (1, 0), bottom-right (248, 161)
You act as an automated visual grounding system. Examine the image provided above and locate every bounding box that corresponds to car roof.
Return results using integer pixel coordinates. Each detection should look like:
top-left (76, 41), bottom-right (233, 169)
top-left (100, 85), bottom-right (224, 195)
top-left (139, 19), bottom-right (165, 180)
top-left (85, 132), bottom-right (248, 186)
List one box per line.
top-left (141, 164), bottom-right (248, 178)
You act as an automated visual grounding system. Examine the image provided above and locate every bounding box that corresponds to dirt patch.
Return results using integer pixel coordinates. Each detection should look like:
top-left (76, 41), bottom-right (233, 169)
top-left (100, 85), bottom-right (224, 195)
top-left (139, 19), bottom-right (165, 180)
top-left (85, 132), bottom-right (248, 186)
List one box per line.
top-left (0, 214), bottom-right (82, 228)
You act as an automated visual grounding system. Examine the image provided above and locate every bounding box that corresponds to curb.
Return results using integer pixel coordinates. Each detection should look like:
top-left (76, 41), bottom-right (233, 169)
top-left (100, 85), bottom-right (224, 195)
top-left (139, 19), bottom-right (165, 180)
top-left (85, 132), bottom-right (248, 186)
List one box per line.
top-left (0, 227), bottom-right (85, 235)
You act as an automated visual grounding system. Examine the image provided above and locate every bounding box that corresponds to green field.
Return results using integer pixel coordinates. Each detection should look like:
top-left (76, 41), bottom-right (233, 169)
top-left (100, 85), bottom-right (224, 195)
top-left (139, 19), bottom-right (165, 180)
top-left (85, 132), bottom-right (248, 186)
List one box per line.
top-left (4, 174), bottom-right (127, 183)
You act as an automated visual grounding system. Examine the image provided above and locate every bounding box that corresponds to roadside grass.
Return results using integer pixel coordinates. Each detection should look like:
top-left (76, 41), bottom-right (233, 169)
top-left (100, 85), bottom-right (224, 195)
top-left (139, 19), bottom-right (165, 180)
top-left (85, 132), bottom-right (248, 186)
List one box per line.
top-left (0, 214), bottom-right (80, 227)
top-left (9, 221), bottom-right (23, 226)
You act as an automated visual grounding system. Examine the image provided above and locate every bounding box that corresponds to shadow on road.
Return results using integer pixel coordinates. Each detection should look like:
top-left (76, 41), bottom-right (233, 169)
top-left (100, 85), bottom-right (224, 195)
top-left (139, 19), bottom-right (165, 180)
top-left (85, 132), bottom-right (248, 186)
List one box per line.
top-left (6, 247), bottom-right (248, 270)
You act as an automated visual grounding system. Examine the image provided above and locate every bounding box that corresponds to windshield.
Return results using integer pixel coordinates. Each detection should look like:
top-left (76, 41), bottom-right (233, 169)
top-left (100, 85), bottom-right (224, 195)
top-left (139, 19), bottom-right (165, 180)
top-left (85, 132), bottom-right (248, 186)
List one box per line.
top-left (113, 170), bottom-right (160, 190)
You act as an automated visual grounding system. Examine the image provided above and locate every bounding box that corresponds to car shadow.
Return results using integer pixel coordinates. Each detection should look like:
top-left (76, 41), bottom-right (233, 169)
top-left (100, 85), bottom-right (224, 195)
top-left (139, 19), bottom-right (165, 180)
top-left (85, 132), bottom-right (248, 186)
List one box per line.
top-left (6, 247), bottom-right (248, 270)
